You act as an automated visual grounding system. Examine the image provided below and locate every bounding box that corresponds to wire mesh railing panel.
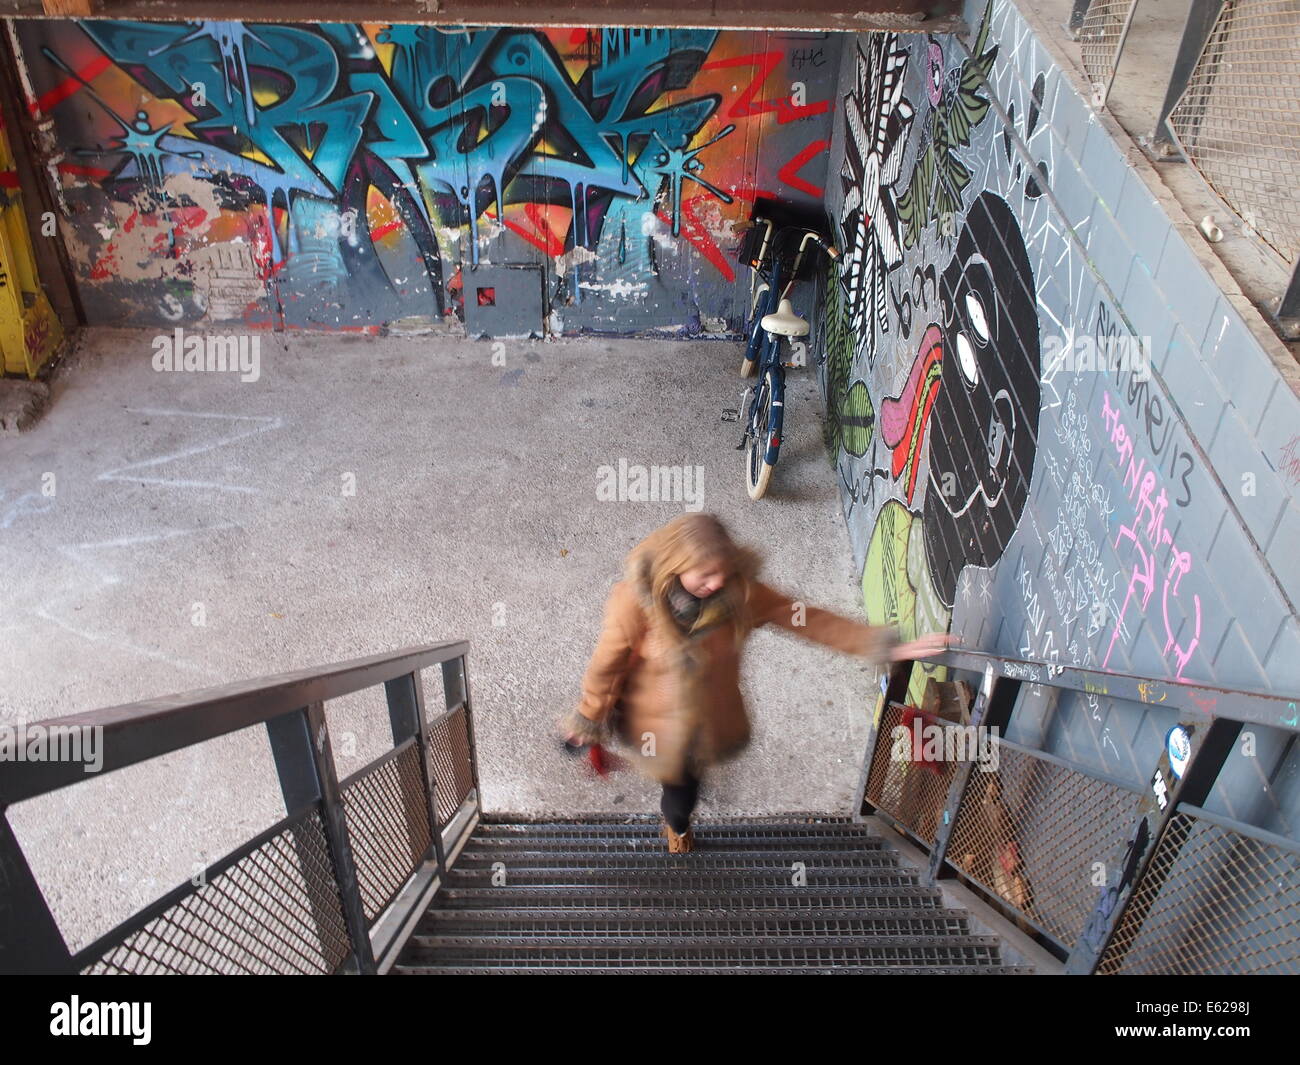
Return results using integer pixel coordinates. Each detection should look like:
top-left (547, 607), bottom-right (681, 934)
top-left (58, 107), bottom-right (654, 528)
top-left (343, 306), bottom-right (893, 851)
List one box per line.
top-left (1079, 0), bottom-right (1140, 92)
top-left (341, 743), bottom-right (433, 924)
top-left (1098, 810), bottom-right (1300, 974)
top-left (429, 704), bottom-right (475, 825)
top-left (83, 810), bottom-right (351, 975)
top-left (864, 703), bottom-right (958, 845)
top-left (944, 743), bottom-right (1140, 947)
top-left (1167, 0), bottom-right (1300, 263)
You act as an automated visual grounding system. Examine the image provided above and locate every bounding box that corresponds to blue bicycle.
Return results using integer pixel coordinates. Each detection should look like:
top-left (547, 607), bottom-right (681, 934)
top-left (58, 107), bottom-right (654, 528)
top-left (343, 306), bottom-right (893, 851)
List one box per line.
top-left (735, 202), bottom-right (839, 499)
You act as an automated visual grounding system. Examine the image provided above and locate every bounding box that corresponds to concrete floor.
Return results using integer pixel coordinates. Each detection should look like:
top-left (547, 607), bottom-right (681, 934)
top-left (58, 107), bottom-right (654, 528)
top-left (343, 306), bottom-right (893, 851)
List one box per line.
top-left (0, 328), bottom-right (879, 951)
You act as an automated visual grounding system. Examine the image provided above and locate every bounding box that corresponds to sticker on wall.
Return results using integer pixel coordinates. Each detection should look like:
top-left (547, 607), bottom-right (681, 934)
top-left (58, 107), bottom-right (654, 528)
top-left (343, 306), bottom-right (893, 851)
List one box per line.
top-left (1165, 726), bottom-right (1192, 781)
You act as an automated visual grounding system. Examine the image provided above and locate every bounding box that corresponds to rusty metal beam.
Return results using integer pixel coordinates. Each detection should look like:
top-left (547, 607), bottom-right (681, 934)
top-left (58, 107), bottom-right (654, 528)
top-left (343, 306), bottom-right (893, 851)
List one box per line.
top-left (1, 0), bottom-right (964, 32)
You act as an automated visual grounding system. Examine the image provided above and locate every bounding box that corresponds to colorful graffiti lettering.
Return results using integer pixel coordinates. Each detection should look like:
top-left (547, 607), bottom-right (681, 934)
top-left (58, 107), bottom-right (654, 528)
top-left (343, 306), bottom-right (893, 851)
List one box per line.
top-left (21, 21), bottom-right (837, 331)
top-left (1100, 389), bottom-right (1203, 681)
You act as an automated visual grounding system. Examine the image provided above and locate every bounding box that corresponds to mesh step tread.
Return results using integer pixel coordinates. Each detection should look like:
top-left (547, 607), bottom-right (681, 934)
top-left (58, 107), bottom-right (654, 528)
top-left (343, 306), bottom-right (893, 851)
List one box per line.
top-left (446, 870), bottom-right (922, 887)
top-left (461, 839), bottom-right (893, 852)
top-left (437, 885), bottom-right (945, 906)
top-left (421, 907), bottom-right (972, 926)
top-left (452, 854), bottom-right (903, 870)
top-left (396, 964), bottom-right (1036, 974)
top-left (476, 822), bottom-right (875, 838)
top-left (400, 945), bottom-right (1007, 965)
top-left (410, 933), bottom-right (995, 950)
top-left (483, 821), bottom-right (857, 827)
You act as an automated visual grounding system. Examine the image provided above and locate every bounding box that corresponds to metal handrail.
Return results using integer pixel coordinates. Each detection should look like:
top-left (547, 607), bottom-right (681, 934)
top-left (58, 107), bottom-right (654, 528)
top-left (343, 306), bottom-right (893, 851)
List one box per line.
top-left (0, 640), bottom-right (479, 975)
top-left (928, 647), bottom-right (1300, 732)
top-left (0, 640), bottom-right (468, 806)
top-left (858, 648), bottom-right (1300, 974)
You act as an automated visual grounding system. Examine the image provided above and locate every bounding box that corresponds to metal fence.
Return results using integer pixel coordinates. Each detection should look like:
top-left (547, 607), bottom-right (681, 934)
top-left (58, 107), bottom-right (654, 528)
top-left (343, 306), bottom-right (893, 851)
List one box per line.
top-left (857, 648), bottom-right (1300, 974)
top-left (1073, 0), bottom-right (1300, 325)
top-left (1098, 805), bottom-right (1300, 974)
top-left (1074, 0), bottom-right (1140, 106)
top-left (1165, 0), bottom-right (1300, 266)
top-left (0, 642), bottom-right (480, 975)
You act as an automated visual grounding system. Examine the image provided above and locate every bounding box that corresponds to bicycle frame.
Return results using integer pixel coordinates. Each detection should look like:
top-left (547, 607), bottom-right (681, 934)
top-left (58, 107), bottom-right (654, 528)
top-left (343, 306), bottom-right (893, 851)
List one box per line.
top-left (740, 225), bottom-right (825, 468)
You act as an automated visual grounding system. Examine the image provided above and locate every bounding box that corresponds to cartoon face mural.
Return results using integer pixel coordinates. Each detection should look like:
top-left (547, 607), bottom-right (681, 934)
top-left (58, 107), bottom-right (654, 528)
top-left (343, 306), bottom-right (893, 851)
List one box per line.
top-left (919, 191), bottom-right (1040, 607)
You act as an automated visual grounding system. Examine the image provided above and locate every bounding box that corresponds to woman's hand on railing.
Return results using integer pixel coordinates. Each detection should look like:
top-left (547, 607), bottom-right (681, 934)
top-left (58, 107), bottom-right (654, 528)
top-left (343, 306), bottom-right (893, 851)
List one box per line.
top-left (890, 633), bottom-right (956, 661)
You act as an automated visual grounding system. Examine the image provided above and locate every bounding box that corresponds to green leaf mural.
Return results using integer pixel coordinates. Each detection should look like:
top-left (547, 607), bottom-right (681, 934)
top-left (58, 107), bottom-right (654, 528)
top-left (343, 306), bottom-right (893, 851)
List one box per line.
top-left (896, 4), bottom-right (998, 250)
top-left (820, 256), bottom-right (875, 460)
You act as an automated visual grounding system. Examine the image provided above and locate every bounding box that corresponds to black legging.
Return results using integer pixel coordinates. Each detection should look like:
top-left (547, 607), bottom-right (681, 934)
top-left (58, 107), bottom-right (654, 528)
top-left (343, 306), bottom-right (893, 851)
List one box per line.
top-left (660, 771), bottom-right (700, 834)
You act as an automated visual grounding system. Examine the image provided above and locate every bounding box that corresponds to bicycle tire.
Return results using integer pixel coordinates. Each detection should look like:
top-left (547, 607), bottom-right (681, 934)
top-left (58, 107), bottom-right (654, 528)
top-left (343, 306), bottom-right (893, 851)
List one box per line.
top-left (745, 366), bottom-right (782, 500)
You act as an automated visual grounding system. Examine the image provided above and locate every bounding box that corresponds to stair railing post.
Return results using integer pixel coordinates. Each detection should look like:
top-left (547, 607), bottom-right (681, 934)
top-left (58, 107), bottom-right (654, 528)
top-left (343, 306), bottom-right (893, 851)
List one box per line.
top-left (266, 703), bottom-right (376, 974)
top-left (443, 653), bottom-right (481, 811)
top-left (926, 671), bottom-right (1022, 884)
top-left (853, 658), bottom-right (914, 820)
top-left (0, 812), bottom-right (74, 973)
top-left (1065, 715), bottom-right (1240, 974)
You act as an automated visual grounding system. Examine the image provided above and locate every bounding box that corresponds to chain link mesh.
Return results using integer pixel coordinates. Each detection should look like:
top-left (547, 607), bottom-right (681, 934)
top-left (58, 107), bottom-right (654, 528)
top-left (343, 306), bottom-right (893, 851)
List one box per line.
top-left (341, 742), bottom-right (433, 923)
top-left (1167, 0), bottom-right (1300, 263)
top-left (83, 810), bottom-right (351, 974)
top-left (864, 702), bottom-right (958, 845)
top-left (429, 704), bottom-right (475, 825)
top-left (1098, 810), bottom-right (1300, 974)
top-left (945, 743), bottom-right (1141, 946)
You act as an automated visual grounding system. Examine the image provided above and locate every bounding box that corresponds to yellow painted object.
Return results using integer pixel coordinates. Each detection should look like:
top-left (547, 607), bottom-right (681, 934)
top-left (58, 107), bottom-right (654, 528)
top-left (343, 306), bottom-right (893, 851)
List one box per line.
top-left (0, 113), bottom-right (62, 378)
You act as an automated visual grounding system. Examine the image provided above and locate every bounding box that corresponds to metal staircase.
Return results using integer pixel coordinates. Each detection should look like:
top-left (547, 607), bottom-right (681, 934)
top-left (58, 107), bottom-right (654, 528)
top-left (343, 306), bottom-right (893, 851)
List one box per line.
top-left (5, 642), bottom-right (1296, 975)
top-left (394, 815), bottom-right (1032, 974)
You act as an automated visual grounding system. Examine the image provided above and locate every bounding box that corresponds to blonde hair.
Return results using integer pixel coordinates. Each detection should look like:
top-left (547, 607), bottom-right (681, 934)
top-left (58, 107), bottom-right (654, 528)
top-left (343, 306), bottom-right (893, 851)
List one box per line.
top-left (626, 514), bottom-right (761, 647)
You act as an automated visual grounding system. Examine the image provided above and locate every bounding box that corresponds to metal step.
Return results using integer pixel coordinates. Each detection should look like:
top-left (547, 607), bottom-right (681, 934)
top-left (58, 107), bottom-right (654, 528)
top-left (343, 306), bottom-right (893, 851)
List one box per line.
top-left (478, 827), bottom-right (883, 842)
top-left (434, 885), bottom-right (947, 908)
top-left (398, 944), bottom-right (1009, 967)
top-left (420, 907), bottom-right (974, 931)
top-left (451, 852), bottom-right (903, 871)
top-left (445, 868), bottom-right (922, 888)
top-left (461, 836), bottom-right (894, 852)
top-left (408, 933), bottom-right (1002, 954)
top-left (396, 964), bottom-right (1037, 975)
top-left (395, 819), bottom-right (1018, 973)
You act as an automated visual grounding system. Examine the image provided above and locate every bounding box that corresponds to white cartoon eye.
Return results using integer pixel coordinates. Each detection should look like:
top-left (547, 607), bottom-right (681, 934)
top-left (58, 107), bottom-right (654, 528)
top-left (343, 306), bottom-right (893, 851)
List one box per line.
top-left (956, 332), bottom-right (979, 385)
top-left (965, 290), bottom-right (991, 344)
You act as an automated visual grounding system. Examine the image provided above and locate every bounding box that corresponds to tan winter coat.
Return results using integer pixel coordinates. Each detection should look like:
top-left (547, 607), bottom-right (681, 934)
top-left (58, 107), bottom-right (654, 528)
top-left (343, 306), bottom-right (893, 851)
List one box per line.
top-left (570, 547), bottom-right (899, 785)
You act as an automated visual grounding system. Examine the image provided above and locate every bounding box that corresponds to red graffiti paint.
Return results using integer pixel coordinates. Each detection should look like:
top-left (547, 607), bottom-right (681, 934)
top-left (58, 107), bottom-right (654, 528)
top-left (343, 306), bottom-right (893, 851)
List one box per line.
top-left (32, 54), bottom-right (113, 115)
top-left (777, 139), bottom-right (830, 198)
top-left (657, 195), bottom-right (735, 283)
top-left (703, 51), bottom-right (830, 125)
top-left (489, 203), bottom-right (567, 257)
top-left (55, 162), bottom-right (112, 180)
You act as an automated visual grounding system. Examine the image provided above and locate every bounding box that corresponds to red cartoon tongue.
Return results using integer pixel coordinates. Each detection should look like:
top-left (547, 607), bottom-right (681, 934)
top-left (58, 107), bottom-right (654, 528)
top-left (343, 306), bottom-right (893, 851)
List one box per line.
top-left (881, 324), bottom-right (944, 503)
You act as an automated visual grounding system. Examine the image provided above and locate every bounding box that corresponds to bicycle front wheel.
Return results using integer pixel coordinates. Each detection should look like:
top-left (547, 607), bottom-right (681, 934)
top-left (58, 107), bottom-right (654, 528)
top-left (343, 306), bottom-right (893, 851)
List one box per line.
top-left (745, 366), bottom-right (782, 500)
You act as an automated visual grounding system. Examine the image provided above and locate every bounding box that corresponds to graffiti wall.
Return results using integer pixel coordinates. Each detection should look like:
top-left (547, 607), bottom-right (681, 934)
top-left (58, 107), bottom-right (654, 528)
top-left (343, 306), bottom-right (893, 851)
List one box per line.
top-left (822, 0), bottom-right (1300, 818)
top-left (12, 21), bottom-right (841, 334)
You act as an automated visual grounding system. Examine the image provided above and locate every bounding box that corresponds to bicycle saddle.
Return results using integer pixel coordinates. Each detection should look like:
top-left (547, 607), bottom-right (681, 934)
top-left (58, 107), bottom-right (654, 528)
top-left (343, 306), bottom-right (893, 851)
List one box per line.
top-left (761, 298), bottom-right (810, 338)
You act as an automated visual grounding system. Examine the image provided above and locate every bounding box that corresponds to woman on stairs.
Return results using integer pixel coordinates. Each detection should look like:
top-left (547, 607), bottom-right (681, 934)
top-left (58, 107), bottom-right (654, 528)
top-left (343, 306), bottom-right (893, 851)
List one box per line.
top-left (562, 513), bottom-right (951, 853)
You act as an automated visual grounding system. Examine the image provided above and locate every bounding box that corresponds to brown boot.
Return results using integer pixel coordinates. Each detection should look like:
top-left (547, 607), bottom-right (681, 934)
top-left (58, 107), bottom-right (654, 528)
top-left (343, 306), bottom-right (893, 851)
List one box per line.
top-left (662, 821), bottom-right (694, 854)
